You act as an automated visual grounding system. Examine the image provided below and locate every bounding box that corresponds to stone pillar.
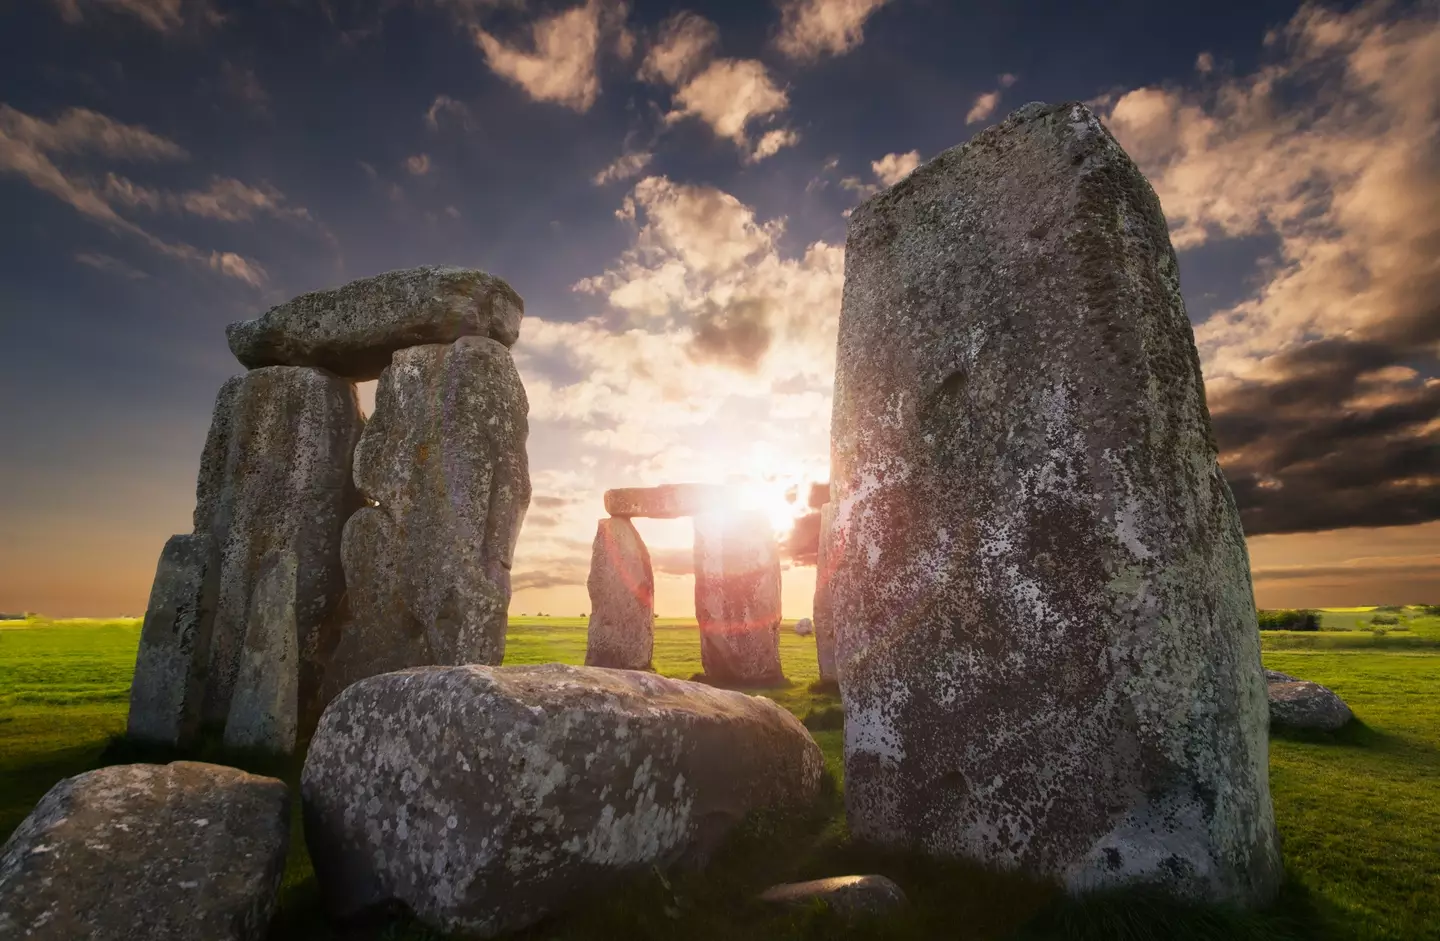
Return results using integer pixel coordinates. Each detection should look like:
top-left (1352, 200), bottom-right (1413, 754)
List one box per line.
top-left (224, 550), bottom-right (301, 753)
top-left (813, 502), bottom-right (837, 684)
top-left (585, 518), bottom-right (655, 670)
top-left (830, 102), bottom-right (1280, 904)
top-left (693, 510), bottom-right (783, 685)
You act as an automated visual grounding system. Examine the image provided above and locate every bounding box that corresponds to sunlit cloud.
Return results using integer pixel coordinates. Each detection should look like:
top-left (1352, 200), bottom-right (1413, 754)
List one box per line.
top-left (472, 0), bottom-right (608, 111)
top-left (774, 0), bottom-right (893, 61)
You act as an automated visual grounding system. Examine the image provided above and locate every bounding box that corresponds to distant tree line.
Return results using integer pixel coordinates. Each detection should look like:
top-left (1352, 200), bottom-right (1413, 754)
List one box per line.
top-left (1257, 609), bottom-right (1322, 631)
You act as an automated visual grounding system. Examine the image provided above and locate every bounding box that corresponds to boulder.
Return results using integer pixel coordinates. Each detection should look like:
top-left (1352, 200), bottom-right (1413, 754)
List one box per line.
top-left (328, 337), bottom-right (529, 695)
top-left (794, 617), bottom-right (814, 636)
top-left (223, 550), bottom-right (300, 753)
top-left (0, 761), bottom-right (289, 941)
top-left (1264, 669), bottom-right (1299, 684)
top-left (1268, 679), bottom-right (1353, 731)
top-left (813, 502), bottom-right (837, 683)
top-left (829, 102), bottom-right (1280, 905)
top-left (194, 367), bottom-right (363, 732)
top-left (226, 266), bottom-right (523, 381)
top-left (127, 533), bottom-right (220, 748)
top-left (604, 483), bottom-right (731, 519)
top-left (301, 664), bottom-right (824, 938)
top-left (693, 510), bottom-right (784, 685)
top-left (758, 875), bottom-right (908, 918)
top-left (585, 517), bottom-right (655, 670)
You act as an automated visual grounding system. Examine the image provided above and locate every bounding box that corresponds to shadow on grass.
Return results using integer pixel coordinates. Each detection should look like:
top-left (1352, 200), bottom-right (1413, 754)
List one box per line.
top-left (687, 672), bottom-right (797, 693)
top-left (1269, 717), bottom-right (1422, 753)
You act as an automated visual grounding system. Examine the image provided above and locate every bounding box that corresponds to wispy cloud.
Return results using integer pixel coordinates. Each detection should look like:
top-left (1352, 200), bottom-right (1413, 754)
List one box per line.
top-left (774, 0), bottom-right (893, 62)
top-left (639, 11), bottom-right (718, 86)
top-left (592, 150), bottom-right (652, 185)
top-left (50, 0), bottom-right (223, 34)
top-left (424, 94), bottom-right (474, 131)
top-left (403, 153), bottom-right (432, 175)
top-left (74, 251), bottom-right (148, 279)
top-left (221, 62), bottom-right (269, 118)
top-left (473, 0), bottom-right (607, 112)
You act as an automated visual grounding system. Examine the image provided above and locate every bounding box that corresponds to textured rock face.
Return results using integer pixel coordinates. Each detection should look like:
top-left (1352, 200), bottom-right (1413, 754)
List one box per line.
top-left (0, 762), bottom-right (290, 941)
top-left (758, 875), bottom-right (908, 918)
top-left (585, 517), bottom-right (654, 670)
top-left (693, 511), bottom-right (784, 685)
top-left (302, 664), bottom-right (824, 938)
top-left (604, 483), bottom-right (731, 518)
top-left (794, 617), bottom-right (814, 636)
top-left (195, 368), bottom-right (363, 731)
top-left (224, 551), bottom-right (300, 753)
top-left (813, 502), bottom-right (837, 683)
top-left (829, 102), bottom-right (1280, 904)
top-left (1268, 679), bottom-right (1353, 731)
top-left (128, 534), bottom-right (220, 747)
top-left (226, 266), bottom-right (524, 381)
top-left (328, 337), bottom-right (529, 695)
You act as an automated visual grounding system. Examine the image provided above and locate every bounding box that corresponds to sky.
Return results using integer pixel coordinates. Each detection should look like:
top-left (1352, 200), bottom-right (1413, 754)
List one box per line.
top-left (0, 0), bottom-right (1436, 617)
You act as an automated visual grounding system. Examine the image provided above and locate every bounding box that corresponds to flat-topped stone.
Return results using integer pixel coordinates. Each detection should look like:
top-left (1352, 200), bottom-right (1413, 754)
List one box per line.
top-left (226, 266), bottom-right (523, 381)
top-left (604, 483), bottom-right (732, 519)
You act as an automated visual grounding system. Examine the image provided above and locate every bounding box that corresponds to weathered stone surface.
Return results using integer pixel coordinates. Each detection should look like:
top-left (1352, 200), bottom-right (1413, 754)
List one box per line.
top-left (226, 266), bottom-right (523, 381)
top-left (328, 337), bottom-right (529, 696)
top-left (195, 367), bottom-right (363, 732)
top-left (693, 510), bottom-right (784, 685)
top-left (604, 483), bottom-right (731, 519)
top-left (794, 617), bottom-right (814, 636)
top-left (813, 502), bottom-right (837, 683)
top-left (0, 761), bottom-right (289, 941)
top-left (1264, 669), bottom-right (1299, 684)
top-left (829, 102), bottom-right (1280, 904)
top-left (758, 875), bottom-right (908, 918)
top-left (302, 664), bottom-right (824, 938)
top-left (128, 533), bottom-right (220, 747)
top-left (1268, 680), bottom-right (1353, 731)
top-left (585, 517), bottom-right (654, 670)
top-left (224, 551), bottom-right (300, 753)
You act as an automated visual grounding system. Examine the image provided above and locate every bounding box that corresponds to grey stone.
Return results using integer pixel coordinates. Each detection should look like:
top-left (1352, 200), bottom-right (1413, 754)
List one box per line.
top-left (1269, 680), bottom-right (1353, 731)
top-left (328, 337), bottom-right (529, 696)
top-left (226, 266), bottom-right (523, 381)
top-left (829, 101), bottom-right (1280, 905)
top-left (794, 617), bottom-right (814, 636)
top-left (301, 663), bottom-right (824, 938)
top-left (693, 510), bottom-right (784, 685)
top-left (604, 483), bottom-right (732, 518)
top-left (223, 550), bottom-right (300, 754)
top-left (758, 874), bottom-right (908, 918)
top-left (194, 367), bottom-right (363, 733)
top-left (1264, 669), bottom-right (1299, 684)
top-left (813, 502), bottom-right (837, 683)
top-left (127, 534), bottom-right (220, 747)
top-left (585, 517), bottom-right (654, 670)
top-left (0, 761), bottom-right (289, 941)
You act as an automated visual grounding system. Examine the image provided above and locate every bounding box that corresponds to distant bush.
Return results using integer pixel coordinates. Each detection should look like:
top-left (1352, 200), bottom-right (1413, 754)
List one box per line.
top-left (1258, 609), bottom-right (1322, 631)
top-left (1374, 605), bottom-right (1405, 614)
top-left (1370, 614), bottom-right (1401, 626)
top-left (1419, 605), bottom-right (1440, 616)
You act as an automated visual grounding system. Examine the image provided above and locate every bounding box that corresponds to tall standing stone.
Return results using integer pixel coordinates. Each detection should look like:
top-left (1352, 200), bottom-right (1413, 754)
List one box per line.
top-left (829, 102), bottom-right (1280, 904)
top-left (127, 534), bottom-right (220, 747)
top-left (585, 517), bottom-right (655, 670)
top-left (813, 502), bottom-right (837, 684)
top-left (194, 368), bottom-right (363, 732)
top-left (329, 336), bottom-right (530, 695)
top-left (693, 511), bottom-right (783, 685)
top-left (224, 550), bottom-right (300, 753)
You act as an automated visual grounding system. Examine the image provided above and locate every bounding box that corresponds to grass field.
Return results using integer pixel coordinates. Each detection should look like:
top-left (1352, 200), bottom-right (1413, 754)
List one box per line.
top-left (3, 614), bottom-right (1439, 940)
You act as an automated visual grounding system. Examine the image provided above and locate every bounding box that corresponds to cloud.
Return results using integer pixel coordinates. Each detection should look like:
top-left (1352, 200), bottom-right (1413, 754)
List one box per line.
top-left (50, 0), bottom-right (222, 33)
top-left (774, 0), bottom-right (892, 61)
top-left (472, 0), bottom-right (605, 111)
top-left (665, 58), bottom-right (791, 149)
top-left (1, 105), bottom-right (187, 161)
top-left (424, 94), bottom-right (474, 131)
top-left (404, 153), bottom-right (432, 175)
top-left (592, 150), bottom-right (652, 185)
top-left (74, 252), bottom-right (148, 279)
top-left (639, 11), bottom-right (719, 86)
top-left (1252, 555), bottom-right (1440, 582)
top-left (1098, 0), bottom-right (1440, 535)
top-left (870, 149), bottom-right (919, 185)
top-left (965, 90), bottom-right (1000, 124)
top-left (750, 127), bottom-right (801, 162)
top-left (1195, 51), bottom-right (1216, 73)
top-left (221, 62), bottom-right (269, 117)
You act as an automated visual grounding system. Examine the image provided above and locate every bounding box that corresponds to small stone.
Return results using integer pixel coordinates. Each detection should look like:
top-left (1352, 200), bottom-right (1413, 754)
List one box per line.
top-left (813, 502), bottom-right (837, 683)
top-left (1269, 680), bottom-right (1353, 731)
top-left (1264, 669), bottom-right (1299, 684)
top-left (758, 875), bottom-right (908, 918)
top-left (794, 617), bottom-right (814, 636)
top-left (223, 551), bottom-right (300, 754)
top-left (301, 664), bottom-right (824, 939)
top-left (585, 517), bottom-right (654, 670)
top-left (0, 762), bottom-right (289, 941)
top-left (693, 510), bottom-right (784, 685)
top-left (225, 266), bottom-right (523, 381)
top-left (604, 483), bottom-right (732, 519)
top-left (127, 534), bottom-right (220, 748)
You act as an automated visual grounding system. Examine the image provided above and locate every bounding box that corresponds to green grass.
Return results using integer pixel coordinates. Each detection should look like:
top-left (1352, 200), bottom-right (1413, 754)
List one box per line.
top-left (2, 617), bottom-right (1438, 940)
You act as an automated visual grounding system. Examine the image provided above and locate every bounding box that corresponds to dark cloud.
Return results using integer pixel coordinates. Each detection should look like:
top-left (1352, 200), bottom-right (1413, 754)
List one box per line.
top-left (511, 567), bottom-right (585, 591)
top-left (1252, 558), bottom-right (1440, 582)
top-left (649, 546), bottom-right (693, 577)
top-left (530, 494), bottom-right (572, 509)
top-left (686, 299), bottom-right (773, 371)
top-left (785, 509), bottom-right (821, 565)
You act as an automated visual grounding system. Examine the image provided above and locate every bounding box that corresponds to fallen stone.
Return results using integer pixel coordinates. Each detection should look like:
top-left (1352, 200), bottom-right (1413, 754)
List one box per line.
top-left (794, 617), bottom-right (814, 636)
top-left (693, 510), bottom-right (784, 685)
top-left (1268, 680), bottom-right (1353, 731)
top-left (328, 337), bottom-right (529, 695)
top-left (0, 761), bottom-right (289, 941)
top-left (127, 533), bottom-right (220, 748)
top-left (813, 502), bottom-right (837, 683)
top-left (829, 101), bottom-right (1280, 905)
top-left (302, 663), bottom-right (824, 938)
top-left (225, 266), bottom-right (523, 381)
top-left (604, 483), bottom-right (731, 519)
top-left (223, 550), bottom-right (300, 754)
top-left (1264, 669), bottom-right (1299, 684)
top-left (758, 875), bottom-right (908, 918)
top-left (585, 517), bottom-right (654, 670)
top-left (194, 367), bottom-right (363, 732)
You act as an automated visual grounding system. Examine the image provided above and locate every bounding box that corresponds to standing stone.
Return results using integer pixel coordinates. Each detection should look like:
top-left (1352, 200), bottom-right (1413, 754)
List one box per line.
top-left (127, 534), bottom-right (220, 748)
top-left (226, 266), bottom-right (524, 381)
top-left (223, 551), bottom-right (300, 753)
top-left (328, 337), bottom-right (530, 695)
top-left (693, 510), bottom-right (783, 685)
top-left (829, 102), bottom-right (1280, 904)
top-left (194, 367), bottom-right (363, 732)
top-left (0, 762), bottom-right (290, 941)
top-left (585, 517), bottom-right (654, 670)
top-left (813, 502), bottom-right (837, 683)
top-left (302, 664), bottom-right (824, 938)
